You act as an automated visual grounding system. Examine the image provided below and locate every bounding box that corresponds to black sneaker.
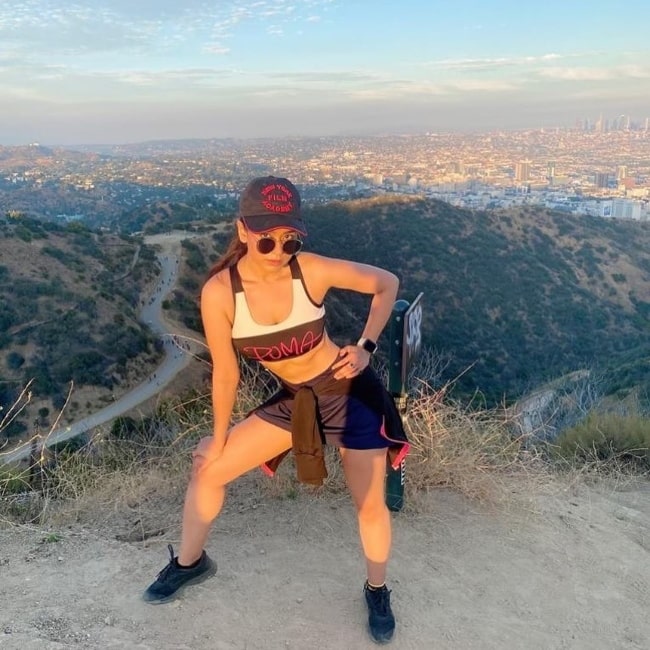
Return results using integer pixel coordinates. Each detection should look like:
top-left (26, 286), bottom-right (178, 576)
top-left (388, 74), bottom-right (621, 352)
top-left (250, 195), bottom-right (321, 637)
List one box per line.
top-left (364, 581), bottom-right (395, 644)
top-left (143, 544), bottom-right (217, 604)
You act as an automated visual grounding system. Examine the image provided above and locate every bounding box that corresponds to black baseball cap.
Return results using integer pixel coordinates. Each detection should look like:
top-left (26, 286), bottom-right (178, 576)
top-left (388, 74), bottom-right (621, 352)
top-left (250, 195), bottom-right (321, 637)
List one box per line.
top-left (239, 176), bottom-right (307, 235)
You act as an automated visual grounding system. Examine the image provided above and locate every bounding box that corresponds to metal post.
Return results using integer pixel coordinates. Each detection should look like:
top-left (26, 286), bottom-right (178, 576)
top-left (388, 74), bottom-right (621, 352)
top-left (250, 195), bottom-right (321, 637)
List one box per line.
top-left (385, 299), bottom-right (409, 512)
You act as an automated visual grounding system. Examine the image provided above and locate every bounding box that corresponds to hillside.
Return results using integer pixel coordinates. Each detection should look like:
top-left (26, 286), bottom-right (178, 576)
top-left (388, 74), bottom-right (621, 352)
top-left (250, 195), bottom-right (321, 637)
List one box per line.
top-left (0, 216), bottom-right (162, 443)
top-left (307, 197), bottom-right (650, 401)
top-left (163, 196), bottom-right (650, 404)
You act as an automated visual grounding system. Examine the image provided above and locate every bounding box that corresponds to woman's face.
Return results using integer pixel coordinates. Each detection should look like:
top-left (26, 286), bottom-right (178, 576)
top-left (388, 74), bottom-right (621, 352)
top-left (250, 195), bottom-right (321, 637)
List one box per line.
top-left (238, 222), bottom-right (303, 266)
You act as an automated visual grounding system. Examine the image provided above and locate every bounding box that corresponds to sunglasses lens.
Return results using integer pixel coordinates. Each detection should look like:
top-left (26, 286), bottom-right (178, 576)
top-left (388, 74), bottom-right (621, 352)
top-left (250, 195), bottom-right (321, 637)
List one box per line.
top-left (282, 239), bottom-right (302, 255)
top-left (255, 235), bottom-right (303, 255)
top-left (257, 238), bottom-right (276, 254)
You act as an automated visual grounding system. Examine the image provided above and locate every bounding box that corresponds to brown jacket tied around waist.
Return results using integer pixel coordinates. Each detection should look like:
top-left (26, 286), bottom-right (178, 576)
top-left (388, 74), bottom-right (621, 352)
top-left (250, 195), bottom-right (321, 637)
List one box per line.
top-left (259, 366), bottom-right (410, 486)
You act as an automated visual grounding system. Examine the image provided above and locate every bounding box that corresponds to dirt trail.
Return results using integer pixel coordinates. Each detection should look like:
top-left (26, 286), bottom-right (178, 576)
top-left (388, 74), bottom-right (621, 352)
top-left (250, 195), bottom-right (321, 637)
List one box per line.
top-left (1, 478), bottom-right (649, 650)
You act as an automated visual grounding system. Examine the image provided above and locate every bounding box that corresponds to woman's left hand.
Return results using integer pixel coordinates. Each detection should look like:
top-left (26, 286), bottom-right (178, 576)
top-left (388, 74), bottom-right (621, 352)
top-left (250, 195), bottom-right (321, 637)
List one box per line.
top-left (332, 345), bottom-right (371, 380)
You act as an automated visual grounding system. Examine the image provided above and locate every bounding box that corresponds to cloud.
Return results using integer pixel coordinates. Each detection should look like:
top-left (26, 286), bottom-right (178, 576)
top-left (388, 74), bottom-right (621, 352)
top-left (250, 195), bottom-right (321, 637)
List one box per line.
top-left (263, 71), bottom-right (381, 83)
top-left (204, 45), bottom-right (231, 55)
top-left (0, 1), bottom-right (334, 57)
top-left (406, 51), bottom-right (650, 104)
top-left (538, 64), bottom-right (650, 81)
top-left (342, 77), bottom-right (517, 102)
top-left (426, 53), bottom-right (565, 73)
top-left (0, 2), bottom-right (158, 53)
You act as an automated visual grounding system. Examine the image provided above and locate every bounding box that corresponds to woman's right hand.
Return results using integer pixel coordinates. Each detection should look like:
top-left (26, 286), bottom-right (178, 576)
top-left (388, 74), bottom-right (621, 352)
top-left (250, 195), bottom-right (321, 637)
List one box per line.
top-left (191, 436), bottom-right (224, 474)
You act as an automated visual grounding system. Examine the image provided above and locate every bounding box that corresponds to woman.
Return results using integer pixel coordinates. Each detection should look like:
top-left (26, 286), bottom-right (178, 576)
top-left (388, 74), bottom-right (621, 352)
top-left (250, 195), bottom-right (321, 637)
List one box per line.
top-left (143, 176), bottom-right (409, 644)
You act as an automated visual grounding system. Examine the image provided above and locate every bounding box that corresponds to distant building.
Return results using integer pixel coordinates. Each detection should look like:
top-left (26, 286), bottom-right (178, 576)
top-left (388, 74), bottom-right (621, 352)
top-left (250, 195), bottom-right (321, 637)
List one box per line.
top-left (547, 161), bottom-right (556, 182)
top-left (595, 172), bottom-right (610, 189)
top-left (612, 199), bottom-right (642, 220)
top-left (599, 201), bottom-right (613, 218)
top-left (515, 160), bottom-right (531, 182)
top-left (619, 177), bottom-right (636, 191)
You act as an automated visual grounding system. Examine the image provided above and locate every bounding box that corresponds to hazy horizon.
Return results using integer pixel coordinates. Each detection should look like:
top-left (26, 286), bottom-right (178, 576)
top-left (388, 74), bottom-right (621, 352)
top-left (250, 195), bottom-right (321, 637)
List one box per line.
top-left (4, 103), bottom-right (649, 149)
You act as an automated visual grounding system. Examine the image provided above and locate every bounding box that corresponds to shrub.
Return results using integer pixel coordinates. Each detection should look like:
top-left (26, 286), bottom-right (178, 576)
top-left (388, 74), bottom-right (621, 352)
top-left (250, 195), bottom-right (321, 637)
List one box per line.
top-left (554, 412), bottom-right (650, 470)
top-left (6, 351), bottom-right (25, 370)
top-left (401, 387), bottom-right (528, 501)
top-left (0, 466), bottom-right (31, 495)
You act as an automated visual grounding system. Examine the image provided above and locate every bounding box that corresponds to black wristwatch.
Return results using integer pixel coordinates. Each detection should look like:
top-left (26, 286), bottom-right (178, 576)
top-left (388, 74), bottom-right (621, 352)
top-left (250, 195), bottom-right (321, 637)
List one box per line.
top-left (357, 337), bottom-right (377, 355)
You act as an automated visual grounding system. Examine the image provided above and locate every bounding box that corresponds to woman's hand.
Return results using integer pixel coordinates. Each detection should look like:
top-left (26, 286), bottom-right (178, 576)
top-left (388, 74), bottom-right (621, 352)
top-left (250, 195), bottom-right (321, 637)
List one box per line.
top-left (191, 436), bottom-right (225, 475)
top-left (332, 345), bottom-right (371, 380)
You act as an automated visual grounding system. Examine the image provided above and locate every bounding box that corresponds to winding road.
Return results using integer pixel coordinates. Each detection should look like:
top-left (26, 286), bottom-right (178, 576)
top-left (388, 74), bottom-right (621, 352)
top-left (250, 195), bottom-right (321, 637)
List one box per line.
top-left (1, 231), bottom-right (205, 465)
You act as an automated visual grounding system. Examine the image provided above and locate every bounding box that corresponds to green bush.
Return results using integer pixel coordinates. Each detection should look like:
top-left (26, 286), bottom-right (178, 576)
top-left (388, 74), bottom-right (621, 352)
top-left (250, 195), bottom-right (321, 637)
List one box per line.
top-left (554, 413), bottom-right (650, 470)
top-left (6, 351), bottom-right (25, 369)
top-left (0, 467), bottom-right (31, 494)
top-left (3, 418), bottom-right (28, 438)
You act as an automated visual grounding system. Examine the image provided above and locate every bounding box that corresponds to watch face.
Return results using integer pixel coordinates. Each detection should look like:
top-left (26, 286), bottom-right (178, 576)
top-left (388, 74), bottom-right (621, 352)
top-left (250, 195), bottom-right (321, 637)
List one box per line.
top-left (361, 338), bottom-right (377, 354)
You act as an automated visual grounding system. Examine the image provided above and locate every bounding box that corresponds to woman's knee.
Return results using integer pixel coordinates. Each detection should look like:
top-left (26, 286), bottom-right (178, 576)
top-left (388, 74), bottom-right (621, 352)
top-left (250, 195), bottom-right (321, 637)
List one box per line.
top-left (190, 452), bottom-right (229, 487)
top-left (355, 497), bottom-right (389, 523)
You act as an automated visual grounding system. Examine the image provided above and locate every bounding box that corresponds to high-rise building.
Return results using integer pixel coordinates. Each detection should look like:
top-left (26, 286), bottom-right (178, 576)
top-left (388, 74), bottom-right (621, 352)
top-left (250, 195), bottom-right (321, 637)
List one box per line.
top-left (616, 165), bottom-right (627, 181)
top-left (515, 160), bottom-right (531, 182)
top-left (595, 172), bottom-right (610, 189)
top-left (547, 161), bottom-right (556, 181)
top-left (614, 114), bottom-right (630, 131)
top-left (595, 114), bottom-right (603, 133)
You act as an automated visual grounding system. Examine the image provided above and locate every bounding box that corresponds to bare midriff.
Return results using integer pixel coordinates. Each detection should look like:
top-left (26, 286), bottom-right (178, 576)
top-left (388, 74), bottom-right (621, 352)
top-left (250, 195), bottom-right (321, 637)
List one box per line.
top-left (259, 332), bottom-right (340, 384)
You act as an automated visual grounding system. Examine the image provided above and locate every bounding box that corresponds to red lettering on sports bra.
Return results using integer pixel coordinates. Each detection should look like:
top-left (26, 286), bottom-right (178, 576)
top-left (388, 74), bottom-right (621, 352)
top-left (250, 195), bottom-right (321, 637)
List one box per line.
top-left (243, 330), bottom-right (322, 362)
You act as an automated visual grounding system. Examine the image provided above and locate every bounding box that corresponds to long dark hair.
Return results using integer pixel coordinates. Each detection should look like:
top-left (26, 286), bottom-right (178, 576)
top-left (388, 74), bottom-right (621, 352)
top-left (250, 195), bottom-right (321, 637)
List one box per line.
top-left (206, 228), bottom-right (247, 280)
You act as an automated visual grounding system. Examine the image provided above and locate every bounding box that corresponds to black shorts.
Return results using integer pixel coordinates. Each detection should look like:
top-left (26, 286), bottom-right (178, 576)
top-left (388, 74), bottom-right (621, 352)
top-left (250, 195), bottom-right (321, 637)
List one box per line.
top-left (254, 363), bottom-right (392, 451)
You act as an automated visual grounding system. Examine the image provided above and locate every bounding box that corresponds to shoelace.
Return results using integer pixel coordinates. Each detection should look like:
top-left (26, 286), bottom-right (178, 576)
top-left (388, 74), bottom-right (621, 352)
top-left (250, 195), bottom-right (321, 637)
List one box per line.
top-left (155, 544), bottom-right (177, 580)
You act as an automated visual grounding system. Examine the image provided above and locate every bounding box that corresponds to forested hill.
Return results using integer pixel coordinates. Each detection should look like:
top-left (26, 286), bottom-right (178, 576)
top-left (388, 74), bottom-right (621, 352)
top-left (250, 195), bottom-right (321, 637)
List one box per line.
top-left (178, 196), bottom-right (650, 404)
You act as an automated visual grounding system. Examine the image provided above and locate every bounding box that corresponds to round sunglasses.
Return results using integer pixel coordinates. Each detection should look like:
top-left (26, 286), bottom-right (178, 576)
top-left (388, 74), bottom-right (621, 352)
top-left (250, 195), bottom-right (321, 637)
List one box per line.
top-left (254, 233), bottom-right (303, 255)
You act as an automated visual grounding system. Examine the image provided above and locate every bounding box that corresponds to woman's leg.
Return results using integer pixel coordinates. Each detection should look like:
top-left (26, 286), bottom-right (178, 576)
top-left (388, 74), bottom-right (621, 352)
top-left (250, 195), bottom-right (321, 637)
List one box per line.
top-left (178, 414), bottom-right (292, 565)
top-left (339, 447), bottom-right (391, 586)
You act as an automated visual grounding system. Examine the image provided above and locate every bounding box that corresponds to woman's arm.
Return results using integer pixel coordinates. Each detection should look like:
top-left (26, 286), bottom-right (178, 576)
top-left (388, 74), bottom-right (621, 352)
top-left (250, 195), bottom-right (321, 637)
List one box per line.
top-left (300, 253), bottom-right (399, 377)
top-left (200, 274), bottom-right (240, 451)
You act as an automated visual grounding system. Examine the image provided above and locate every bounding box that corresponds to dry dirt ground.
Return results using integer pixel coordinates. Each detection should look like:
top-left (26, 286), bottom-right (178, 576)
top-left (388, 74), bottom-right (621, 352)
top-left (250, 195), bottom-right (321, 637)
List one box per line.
top-left (1, 477), bottom-right (649, 650)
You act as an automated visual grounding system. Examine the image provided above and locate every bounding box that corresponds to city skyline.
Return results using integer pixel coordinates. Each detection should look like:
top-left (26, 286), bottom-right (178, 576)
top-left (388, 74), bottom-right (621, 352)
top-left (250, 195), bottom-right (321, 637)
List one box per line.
top-left (1, 0), bottom-right (649, 146)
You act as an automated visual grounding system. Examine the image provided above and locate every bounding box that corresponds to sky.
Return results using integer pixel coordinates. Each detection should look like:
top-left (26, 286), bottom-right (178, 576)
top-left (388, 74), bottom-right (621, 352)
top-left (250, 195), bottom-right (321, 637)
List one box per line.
top-left (1, 0), bottom-right (649, 145)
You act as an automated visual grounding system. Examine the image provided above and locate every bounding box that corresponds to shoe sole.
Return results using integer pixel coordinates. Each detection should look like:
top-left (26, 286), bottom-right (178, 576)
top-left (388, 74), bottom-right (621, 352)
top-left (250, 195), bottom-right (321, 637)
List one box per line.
top-left (143, 562), bottom-right (217, 605)
top-left (368, 627), bottom-right (395, 645)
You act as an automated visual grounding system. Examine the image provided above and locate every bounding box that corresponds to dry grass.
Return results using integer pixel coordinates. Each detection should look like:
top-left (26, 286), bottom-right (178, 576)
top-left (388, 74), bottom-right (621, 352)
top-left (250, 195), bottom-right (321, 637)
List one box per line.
top-left (0, 395), bottom-right (529, 531)
top-left (399, 385), bottom-right (552, 508)
top-left (3, 364), bottom-right (645, 530)
top-left (0, 383), bottom-right (201, 528)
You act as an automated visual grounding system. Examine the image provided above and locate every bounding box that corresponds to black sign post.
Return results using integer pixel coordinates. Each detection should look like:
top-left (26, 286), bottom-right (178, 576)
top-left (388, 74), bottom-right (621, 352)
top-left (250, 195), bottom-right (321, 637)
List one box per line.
top-left (385, 293), bottom-right (423, 511)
